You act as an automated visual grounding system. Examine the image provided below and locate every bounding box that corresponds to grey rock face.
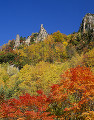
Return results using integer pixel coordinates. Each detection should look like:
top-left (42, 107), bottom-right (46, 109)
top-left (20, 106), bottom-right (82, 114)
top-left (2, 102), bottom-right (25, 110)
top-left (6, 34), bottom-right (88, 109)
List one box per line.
top-left (36, 24), bottom-right (48, 42)
top-left (25, 36), bottom-right (31, 45)
top-left (81, 13), bottom-right (94, 33)
top-left (14, 34), bottom-right (20, 48)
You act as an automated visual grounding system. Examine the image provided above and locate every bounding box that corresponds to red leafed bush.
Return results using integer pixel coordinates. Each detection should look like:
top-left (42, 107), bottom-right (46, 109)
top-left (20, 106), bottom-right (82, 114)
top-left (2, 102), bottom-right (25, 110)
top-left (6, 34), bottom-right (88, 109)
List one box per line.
top-left (0, 92), bottom-right (55, 120)
top-left (0, 66), bottom-right (94, 120)
top-left (48, 66), bottom-right (94, 119)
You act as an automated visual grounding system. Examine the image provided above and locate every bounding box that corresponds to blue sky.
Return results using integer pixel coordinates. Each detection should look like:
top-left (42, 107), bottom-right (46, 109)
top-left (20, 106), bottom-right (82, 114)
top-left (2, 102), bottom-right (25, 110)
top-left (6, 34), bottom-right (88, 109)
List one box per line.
top-left (0, 0), bottom-right (94, 46)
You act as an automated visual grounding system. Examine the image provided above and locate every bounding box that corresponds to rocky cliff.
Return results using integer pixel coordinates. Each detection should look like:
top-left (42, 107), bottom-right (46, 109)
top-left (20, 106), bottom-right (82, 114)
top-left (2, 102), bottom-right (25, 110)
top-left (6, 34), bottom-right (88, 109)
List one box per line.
top-left (80, 13), bottom-right (94, 33)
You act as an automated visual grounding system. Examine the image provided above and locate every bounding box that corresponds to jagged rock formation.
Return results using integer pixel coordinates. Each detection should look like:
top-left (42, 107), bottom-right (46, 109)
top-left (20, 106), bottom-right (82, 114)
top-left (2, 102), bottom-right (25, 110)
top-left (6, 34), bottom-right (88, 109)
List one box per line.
top-left (14, 24), bottom-right (48, 48)
top-left (36, 24), bottom-right (48, 42)
top-left (14, 35), bottom-right (31, 48)
top-left (80, 13), bottom-right (94, 33)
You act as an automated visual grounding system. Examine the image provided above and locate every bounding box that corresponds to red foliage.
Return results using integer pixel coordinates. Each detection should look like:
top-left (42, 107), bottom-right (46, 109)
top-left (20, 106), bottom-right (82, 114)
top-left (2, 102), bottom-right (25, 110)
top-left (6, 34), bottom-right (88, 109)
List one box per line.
top-left (37, 90), bottom-right (43, 95)
top-left (60, 65), bottom-right (94, 96)
top-left (0, 66), bottom-right (94, 119)
top-left (0, 92), bottom-right (55, 120)
top-left (49, 66), bottom-right (94, 119)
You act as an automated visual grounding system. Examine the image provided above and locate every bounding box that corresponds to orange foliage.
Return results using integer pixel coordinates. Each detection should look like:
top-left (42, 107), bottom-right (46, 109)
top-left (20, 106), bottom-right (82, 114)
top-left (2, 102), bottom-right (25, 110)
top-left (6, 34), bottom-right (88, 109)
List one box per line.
top-left (0, 66), bottom-right (94, 119)
top-left (0, 92), bottom-right (55, 120)
top-left (49, 66), bottom-right (94, 119)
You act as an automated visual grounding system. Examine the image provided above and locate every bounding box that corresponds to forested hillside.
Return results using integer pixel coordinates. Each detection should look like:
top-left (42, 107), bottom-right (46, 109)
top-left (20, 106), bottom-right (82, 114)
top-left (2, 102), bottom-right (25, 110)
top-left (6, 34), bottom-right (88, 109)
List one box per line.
top-left (0, 22), bottom-right (94, 119)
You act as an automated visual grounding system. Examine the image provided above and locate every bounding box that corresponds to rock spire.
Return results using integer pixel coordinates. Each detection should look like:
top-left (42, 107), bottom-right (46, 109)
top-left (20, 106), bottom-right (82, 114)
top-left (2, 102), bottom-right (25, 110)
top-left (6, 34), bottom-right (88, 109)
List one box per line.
top-left (36, 24), bottom-right (48, 42)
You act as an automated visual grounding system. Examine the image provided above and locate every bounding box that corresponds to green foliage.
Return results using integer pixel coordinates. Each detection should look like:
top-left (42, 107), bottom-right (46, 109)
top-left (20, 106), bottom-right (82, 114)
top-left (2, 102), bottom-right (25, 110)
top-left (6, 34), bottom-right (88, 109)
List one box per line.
top-left (20, 36), bottom-right (26, 44)
top-left (30, 33), bottom-right (38, 44)
top-left (13, 34), bottom-right (68, 67)
top-left (0, 63), bottom-right (20, 100)
top-left (1, 29), bottom-right (93, 68)
top-left (67, 31), bottom-right (94, 54)
top-left (8, 39), bottom-right (15, 49)
top-left (0, 51), bottom-right (16, 64)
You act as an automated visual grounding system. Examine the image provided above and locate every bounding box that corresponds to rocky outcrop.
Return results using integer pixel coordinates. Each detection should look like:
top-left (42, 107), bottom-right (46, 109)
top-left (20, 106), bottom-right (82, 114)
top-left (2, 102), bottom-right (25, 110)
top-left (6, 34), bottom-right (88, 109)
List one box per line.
top-left (14, 24), bottom-right (48, 48)
top-left (14, 34), bottom-right (20, 48)
top-left (80, 13), bottom-right (94, 33)
top-left (36, 24), bottom-right (48, 42)
top-left (25, 36), bottom-right (31, 45)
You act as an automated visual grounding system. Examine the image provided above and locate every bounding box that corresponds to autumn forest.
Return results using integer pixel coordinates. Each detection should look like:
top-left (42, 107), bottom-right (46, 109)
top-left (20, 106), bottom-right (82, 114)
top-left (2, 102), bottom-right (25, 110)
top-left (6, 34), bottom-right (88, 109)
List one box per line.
top-left (0, 25), bottom-right (94, 120)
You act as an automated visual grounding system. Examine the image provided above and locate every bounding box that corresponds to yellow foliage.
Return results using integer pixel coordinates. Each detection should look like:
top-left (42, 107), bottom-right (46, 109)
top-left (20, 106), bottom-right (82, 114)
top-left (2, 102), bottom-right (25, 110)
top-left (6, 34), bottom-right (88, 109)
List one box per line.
top-left (12, 32), bottom-right (69, 65)
top-left (63, 41), bottom-right (68, 46)
top-left (84, 48), bottom-right (94, 67)
top-left (53, 31), bottom-right (67, 42)
top-left (69, 53), bottom-right (84, 68)
top-left (14, 49), bottom-right (27, 57)
top-left (44, 35), bottom-right (54, 45)
top-left (0, 66), bottom-right (9, 83)
top-left (81, 111), bottom-right (94, 120)
top-left (15, 61), bottom-right (71, 96)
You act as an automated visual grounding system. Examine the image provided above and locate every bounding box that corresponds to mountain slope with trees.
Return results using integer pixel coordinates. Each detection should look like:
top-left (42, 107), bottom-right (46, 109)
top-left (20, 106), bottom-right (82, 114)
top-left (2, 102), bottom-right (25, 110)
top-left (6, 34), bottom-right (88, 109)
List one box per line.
top-left (0, 13), bottom-right (94, 119)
